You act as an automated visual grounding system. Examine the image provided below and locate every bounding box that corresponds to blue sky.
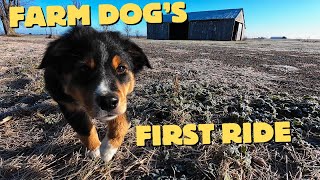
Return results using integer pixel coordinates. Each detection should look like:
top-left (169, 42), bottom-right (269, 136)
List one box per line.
top-left (3, 0), bottom-right (320, 39)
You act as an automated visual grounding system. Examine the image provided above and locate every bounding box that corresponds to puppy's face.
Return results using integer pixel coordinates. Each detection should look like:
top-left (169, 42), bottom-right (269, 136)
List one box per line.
top-left (39, 27), bottom-right (151, 121)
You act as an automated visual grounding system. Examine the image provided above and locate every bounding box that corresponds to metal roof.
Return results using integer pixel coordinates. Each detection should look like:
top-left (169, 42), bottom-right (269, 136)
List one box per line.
top-left (163, 8), bottom-right (243, 23)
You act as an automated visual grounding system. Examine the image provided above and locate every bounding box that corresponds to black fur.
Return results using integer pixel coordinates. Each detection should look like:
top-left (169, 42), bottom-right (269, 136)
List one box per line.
top-left (39, 26), bottom-right (151, 136)
top-left (39, 26), bottom-right (151, 72)
top-left (39, 26), bottom-right (151, 102)
top-left (59, 103), bottom-right (92, 136)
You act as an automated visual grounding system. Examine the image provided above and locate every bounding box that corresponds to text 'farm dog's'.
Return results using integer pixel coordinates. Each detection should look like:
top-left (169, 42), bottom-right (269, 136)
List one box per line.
top-left (39, 26), bottom-right (151, 162)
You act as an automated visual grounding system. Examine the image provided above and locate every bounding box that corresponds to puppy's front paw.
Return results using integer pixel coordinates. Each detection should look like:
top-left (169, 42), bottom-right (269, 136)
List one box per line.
top-left (89, 146), bottom-right (101, 159)
top-left (100, 141), bottom-right (118, 162)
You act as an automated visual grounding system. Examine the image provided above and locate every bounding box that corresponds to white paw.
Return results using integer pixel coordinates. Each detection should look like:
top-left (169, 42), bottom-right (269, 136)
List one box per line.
top-left (100, 137), bottom-right (118, 162)
top-left (89, 146), bottom-right (101, 159)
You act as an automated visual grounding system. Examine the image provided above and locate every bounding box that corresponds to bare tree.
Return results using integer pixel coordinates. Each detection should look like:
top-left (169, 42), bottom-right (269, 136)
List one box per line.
top-left (0, 0), bottom-right (33, 35)
top-left (135, 29), bottom-right (140, 39)
top-left (44, 27), bottom-right (54, 38)
top-left (101, 24), bottom-right (116, 32)
top-left (0, 0), bottom-right (33, 36)
top-left (48, 27), bottom-right (53, 38)
top-left (101, 25), bottom-right (114, 32)
top-left (0, 0), bottom-right (20, 35)
top-left (71, 0), bottom-right (82, 25)
top-left (124, 25), bottom-right (131, 38)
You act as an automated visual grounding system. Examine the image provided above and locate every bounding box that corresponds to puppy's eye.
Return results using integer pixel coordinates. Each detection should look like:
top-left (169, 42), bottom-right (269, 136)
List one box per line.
top-left (79, 64), bottom-right (90, 72)
top-left (116, 65), bottom-right (127, 74)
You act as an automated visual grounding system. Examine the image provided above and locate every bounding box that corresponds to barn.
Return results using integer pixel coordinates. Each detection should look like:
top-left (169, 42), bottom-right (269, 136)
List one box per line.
top-left (147, 8), bottom-right (245, 41)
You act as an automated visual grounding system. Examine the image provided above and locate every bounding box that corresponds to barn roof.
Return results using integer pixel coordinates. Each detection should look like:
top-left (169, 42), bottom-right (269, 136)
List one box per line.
top-left (163, 8), bottom-right (243, 23)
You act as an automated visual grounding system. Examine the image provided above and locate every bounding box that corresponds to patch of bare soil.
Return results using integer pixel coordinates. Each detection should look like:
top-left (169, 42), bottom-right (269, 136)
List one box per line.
top-left (0, 36), bottom-right (319, 179)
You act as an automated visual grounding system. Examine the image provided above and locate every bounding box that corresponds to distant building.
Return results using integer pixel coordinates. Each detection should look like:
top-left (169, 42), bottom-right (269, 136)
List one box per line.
top-left (147, 8), bottom-right (245, 41)
top-left (271, 36), bottom-right (287, 39)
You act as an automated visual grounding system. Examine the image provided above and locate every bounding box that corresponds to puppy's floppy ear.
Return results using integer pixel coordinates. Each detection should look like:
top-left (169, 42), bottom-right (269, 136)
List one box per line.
top-left (39, 26), bottom-right (98, 70)
top-left (38, 39), bottom-right (66, 69)
top-left (123, 40), bottom-right (152, 73)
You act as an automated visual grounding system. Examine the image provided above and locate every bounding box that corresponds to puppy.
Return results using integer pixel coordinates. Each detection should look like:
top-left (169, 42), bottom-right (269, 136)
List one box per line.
top-left (39, 26), bottom-right (151, 162)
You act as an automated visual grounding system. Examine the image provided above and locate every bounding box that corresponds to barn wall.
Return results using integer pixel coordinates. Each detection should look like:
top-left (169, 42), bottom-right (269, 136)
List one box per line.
top-left (235, 10), bottom-right (245, 40)
top-left (235, 10), bottom-right (244, 23)
top-left (147, 23), bottom-right (169, 40)
top-left (188, 19), bottom-right (235, 40)
top-left (241, 26), bottom-right (245, 40)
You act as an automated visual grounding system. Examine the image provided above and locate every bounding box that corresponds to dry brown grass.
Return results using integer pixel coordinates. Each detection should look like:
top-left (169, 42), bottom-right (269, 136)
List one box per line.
top-left (0, 36), bottom-right (319, 179)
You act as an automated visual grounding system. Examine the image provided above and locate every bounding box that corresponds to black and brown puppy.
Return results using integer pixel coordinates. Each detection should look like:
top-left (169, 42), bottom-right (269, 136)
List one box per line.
top-left (39, 26), bottom-right (151, 162)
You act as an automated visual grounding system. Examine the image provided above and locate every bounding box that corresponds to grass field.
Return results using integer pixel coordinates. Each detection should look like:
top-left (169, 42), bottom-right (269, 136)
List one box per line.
top-left (0, 36), bottom-right (319, 179)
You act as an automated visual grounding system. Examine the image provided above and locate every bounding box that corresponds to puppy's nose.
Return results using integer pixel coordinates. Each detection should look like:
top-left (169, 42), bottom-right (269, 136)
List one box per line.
top-left (97, 94), bottom-right (119, 111)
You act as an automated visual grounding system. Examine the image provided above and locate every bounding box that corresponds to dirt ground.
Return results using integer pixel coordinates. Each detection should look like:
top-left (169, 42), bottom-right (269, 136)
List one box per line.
top-left (0, 35), bottom-right (319, 179)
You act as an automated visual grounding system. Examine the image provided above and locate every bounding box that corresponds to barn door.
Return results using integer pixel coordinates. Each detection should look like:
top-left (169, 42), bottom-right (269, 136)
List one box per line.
top-left (236, 23), bottom-right (243, 40)
top-left (169, 22), bottom-right (189, 40)
top-left (232, 22), bottom-right (243, 41)
top-left (232, 22), bottom-right (239, 40)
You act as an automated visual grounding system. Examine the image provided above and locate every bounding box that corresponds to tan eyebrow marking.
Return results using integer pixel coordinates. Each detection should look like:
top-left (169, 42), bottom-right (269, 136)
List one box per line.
top-left (85, 58), bottom-right (95, 69)
top-left (112, 55), bottom-right (122, 69)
